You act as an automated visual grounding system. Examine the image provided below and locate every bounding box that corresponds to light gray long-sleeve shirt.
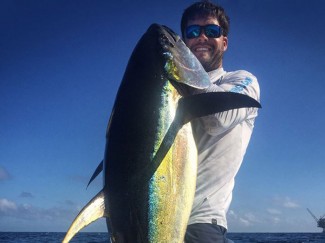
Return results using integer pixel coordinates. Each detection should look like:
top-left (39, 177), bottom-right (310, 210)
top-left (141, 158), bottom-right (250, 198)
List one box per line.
top-left (188, 67), bottom-right (260, 229)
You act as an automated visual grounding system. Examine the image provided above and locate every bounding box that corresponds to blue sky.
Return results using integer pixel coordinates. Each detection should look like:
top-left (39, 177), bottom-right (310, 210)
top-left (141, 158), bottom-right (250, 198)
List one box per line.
top-left (1, 0), bottom-right (325, 233)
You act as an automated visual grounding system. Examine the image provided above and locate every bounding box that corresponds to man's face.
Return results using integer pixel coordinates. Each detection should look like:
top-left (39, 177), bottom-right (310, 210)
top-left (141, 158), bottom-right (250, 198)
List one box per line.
top-left (184, 16), bottom-right (228, 72)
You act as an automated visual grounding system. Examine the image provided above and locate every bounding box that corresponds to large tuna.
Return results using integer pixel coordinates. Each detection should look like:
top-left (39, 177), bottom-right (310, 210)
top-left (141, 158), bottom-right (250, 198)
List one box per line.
top-left (63, 24), bottom-right (261, 243)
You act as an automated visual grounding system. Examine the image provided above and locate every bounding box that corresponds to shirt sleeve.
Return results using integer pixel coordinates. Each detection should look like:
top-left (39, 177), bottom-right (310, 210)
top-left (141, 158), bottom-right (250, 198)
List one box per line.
top-left (194, 70), bottom-right (260, 136)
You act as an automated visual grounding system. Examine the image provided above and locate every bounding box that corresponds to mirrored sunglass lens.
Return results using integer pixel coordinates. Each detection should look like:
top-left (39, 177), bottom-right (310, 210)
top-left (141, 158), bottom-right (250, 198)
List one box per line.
top-left (186, 26), bottom-right (201, 38)
top-left (205, 26), bottom-right (221, 38)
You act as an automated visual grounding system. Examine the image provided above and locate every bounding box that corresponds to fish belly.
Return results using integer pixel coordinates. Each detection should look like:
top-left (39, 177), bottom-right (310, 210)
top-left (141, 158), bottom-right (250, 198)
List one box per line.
top-left (148, 122), bottom-right (197, 243)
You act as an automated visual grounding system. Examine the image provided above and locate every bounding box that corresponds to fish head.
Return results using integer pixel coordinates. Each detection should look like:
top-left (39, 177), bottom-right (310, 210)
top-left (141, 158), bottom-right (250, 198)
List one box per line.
top-left (147, 24), bottom-right (211, 91)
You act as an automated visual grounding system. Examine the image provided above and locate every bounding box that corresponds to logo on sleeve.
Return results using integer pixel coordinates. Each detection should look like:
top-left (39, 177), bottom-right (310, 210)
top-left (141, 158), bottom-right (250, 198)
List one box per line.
top-left (230, 76), bottom-right (253, 93)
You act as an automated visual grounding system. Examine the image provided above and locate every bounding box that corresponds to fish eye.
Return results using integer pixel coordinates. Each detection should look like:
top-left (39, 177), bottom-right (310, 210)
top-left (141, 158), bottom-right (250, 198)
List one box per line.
top-left (159, 34), bottom-right (174, 48)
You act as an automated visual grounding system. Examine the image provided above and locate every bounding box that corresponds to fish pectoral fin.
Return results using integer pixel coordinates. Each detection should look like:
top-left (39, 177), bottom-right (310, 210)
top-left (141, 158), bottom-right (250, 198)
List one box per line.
top-left (62, 189), bottom-right (108, 243)
top-left (87, 160), bottom-right (104, 189)
top-left (178, 92), bottom-right (261, 124)
top-left (140, 92), bottom-right (261, 183)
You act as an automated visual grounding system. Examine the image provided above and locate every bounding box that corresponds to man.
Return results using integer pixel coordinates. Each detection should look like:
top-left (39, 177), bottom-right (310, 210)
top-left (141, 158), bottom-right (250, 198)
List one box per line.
top-left (181, 1), bottom-right (260, 242)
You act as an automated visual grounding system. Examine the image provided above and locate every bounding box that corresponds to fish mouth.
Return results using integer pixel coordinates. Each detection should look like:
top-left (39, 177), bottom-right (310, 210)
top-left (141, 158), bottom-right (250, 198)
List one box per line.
top-left (161, 25), bottom-right (180, 43)
top-left (146, 24), bottom-right (179, 48)
top-left (158, 25), bottom-right (179, 49)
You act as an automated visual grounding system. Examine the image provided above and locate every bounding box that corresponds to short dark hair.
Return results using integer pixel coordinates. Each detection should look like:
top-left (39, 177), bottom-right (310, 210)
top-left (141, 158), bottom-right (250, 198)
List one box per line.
top-left (181, 1), bottom-right (230, 38)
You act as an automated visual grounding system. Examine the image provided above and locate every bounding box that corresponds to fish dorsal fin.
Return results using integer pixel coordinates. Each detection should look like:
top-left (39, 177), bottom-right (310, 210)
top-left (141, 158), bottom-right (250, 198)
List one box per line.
top-left (87, 160), bottom-right (104, 189)
top-left (62, 190), bottom-right (107, 243)
top-left (177, 92), bottom-right (261, 124)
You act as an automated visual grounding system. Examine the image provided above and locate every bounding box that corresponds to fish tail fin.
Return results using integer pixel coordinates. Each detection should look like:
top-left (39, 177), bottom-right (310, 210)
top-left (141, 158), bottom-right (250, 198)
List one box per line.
top-left (62, 189), bottom-right (108, 243)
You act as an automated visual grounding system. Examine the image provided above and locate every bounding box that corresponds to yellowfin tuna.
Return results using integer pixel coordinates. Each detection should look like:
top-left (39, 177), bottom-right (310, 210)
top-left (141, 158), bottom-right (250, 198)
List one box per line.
top-left (63, 24), bottom-right (261, 243)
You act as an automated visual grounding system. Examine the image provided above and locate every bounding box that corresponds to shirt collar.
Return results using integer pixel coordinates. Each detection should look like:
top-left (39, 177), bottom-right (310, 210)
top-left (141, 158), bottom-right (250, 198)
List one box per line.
top-left (207, 68), bottom-right (226, 83)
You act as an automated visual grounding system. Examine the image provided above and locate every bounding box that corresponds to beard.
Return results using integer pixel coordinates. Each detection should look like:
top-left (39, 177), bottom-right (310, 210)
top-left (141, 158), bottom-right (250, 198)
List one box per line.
top-left (197, 49), bottom-right (224, 72)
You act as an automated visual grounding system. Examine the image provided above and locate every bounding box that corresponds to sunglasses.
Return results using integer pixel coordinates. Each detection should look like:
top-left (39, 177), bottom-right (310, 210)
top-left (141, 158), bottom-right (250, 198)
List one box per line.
top-left (185, 24), bottom-right (223, 39)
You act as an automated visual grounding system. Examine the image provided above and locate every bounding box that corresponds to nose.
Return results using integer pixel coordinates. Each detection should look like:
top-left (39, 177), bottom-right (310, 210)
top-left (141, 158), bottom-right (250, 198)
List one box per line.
top-left (197, 31), bottom-right (208, 42)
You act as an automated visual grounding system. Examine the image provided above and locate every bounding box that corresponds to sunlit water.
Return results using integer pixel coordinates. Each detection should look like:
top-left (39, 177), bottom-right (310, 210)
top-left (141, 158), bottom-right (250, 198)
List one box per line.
top-left (0, 232), bottom-right (324, 243)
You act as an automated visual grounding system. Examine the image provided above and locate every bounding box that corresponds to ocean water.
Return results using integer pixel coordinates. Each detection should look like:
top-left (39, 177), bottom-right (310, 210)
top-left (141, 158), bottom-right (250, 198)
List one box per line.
top-left (0, 232), bottom-right (324, 243)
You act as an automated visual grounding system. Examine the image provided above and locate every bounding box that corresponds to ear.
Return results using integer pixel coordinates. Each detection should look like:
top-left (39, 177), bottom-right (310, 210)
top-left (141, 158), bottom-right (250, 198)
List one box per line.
top-left (223, 36), bottom-right (228, 51)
